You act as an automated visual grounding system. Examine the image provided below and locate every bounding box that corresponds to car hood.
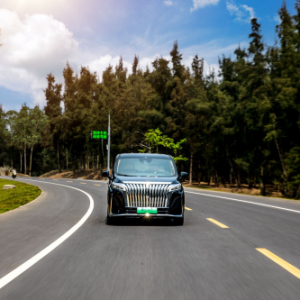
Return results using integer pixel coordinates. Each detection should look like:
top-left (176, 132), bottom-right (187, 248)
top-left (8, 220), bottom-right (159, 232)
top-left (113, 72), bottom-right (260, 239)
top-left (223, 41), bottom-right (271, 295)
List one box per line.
top-left (114, 175), bottom-right (179, 184)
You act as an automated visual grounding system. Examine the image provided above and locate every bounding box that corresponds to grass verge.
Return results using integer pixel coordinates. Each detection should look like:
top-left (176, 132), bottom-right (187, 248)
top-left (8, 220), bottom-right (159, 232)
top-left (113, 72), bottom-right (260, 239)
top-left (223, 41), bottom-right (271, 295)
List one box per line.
top-left (0, 179), bottom-right (42, 214)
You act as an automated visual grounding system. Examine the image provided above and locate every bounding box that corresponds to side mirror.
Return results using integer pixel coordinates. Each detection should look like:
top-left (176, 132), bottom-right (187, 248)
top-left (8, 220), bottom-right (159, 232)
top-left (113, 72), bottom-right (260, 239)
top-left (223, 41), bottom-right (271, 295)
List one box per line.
top-left (180, 172), bottom-right (189, 182)
top-left (102, 170), bottom-right (110, 178)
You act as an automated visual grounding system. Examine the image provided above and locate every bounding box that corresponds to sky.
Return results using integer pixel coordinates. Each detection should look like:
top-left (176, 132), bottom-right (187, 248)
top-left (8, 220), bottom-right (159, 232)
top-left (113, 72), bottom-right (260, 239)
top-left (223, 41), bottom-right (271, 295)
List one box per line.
top-left (0, 0), bottom-right (297, 111)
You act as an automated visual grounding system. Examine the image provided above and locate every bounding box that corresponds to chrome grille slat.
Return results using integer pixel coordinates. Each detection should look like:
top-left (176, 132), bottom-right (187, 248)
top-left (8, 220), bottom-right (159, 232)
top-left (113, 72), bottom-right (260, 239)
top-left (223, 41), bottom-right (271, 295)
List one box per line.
top-left (124, 183), bottom-right (170, 208)
top-left (159, 185), bottom-right (163, 207)
top-left (165, 185), bottom-right (168, 207)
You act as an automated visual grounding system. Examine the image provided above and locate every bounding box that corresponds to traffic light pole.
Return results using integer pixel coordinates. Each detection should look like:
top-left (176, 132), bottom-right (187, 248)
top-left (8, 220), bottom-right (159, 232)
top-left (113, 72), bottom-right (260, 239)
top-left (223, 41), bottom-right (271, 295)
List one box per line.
top-left (107, 112), bottom-right (111, 173)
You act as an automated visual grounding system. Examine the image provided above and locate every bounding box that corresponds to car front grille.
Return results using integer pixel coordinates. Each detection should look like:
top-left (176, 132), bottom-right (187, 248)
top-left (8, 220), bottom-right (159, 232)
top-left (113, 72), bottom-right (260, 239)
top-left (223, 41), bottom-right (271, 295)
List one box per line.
top-left (124, 182), bottom-right (171, 208)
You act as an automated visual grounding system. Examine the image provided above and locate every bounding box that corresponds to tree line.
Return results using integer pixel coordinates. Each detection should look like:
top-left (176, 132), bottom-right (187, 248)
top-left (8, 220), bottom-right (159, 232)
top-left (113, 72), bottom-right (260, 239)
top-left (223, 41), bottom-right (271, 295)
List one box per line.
top-left (1, 1), bottom-right (300, 198)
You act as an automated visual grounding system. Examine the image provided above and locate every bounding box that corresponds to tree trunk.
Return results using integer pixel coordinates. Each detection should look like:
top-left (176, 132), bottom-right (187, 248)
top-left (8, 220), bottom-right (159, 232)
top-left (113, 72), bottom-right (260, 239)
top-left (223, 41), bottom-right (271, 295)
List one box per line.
top-left (29, 144), bottom-right (34, 176)
top-left (197, 167), bottom-right (201, 185)
top-left (226, 147), bottom-right (236, 187)
top-left (57, 139), bottom-right (61, 173)
top-left (236, 166), bottom-right (241, 188)
top-left (248, 173), bottom-right (253, 189)
top-left (274, 137), bottom-right (287, 179)
top-left (221, 175), bottom-right (227, 188)
top-left (24, 143), bottom-right (27, 175)
top-left (260, 163), bottom-right (266, 196)
top-left (274, 137), bottom-right (287, 194)
top-left (43, 147), bottom-right (46, 173)
top-left (189, 152), bottom-right (193, 185)
top-left (20, 150), bottom-right (23, 174)
top-left (215, 171), bottom-right (219, 187)
top-left (66, 148), bottom-right (69, 170)
top-left (208, 175), bottom-right (212, 186)
top-left (295, 185), bottom-right (300, 199)
top-left (93, 153), bottom-right (97, 172)
top-left (73, 155), bottom-right (77, 175)
top-left (81, 155), bottom-right (84, 172)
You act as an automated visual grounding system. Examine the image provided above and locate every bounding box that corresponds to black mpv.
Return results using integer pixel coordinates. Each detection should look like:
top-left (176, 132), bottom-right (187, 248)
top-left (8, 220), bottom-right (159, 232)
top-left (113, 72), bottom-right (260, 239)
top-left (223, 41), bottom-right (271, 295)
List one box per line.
top-left (102, 153), bottom-right (188, 225)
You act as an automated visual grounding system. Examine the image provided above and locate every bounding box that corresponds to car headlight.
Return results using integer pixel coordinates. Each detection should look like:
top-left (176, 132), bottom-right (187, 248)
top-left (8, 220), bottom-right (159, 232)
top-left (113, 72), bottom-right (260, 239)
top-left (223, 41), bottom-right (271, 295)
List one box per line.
top-left (111, 182), bottom-right (127, 192)
top-left (168, 183), bottom-right (182, 192)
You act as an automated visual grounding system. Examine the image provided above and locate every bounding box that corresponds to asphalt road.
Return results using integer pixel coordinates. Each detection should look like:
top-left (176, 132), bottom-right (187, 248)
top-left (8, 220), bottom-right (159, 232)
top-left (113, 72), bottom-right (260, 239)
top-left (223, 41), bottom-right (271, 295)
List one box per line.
top-left (0, 176), bottom-right (300, 300)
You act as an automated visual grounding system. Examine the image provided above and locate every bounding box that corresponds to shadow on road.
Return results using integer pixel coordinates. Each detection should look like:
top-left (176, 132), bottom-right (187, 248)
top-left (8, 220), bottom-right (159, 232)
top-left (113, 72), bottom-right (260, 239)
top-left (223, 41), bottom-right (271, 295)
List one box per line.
top-left (106, 217), bottom-right (181, 227)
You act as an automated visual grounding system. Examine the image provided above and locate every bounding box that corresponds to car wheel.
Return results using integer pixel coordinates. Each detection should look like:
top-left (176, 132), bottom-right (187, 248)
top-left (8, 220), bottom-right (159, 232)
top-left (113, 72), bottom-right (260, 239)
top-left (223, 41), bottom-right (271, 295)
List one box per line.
top-left (106, 210), bottom-right (113, 225)
top-left (173, 203), bottom-right (184, 226)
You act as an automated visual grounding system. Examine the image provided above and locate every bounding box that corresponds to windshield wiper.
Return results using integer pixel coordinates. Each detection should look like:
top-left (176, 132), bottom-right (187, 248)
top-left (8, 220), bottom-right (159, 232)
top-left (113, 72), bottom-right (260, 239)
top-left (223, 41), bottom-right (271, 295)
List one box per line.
top-left (117, 174), bottom-right (132, 177)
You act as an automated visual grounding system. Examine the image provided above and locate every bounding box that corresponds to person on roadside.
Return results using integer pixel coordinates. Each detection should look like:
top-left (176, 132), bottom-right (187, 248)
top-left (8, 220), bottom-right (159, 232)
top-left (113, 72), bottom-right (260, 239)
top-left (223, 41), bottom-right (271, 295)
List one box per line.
top-left (12, 168), bottom-right (17, 179)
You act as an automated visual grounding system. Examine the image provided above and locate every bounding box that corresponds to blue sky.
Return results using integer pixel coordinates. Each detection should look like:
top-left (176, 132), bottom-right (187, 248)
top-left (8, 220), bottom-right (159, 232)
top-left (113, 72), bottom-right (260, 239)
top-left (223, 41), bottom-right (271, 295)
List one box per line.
top-left (0, 0), bottom-right (296, 111)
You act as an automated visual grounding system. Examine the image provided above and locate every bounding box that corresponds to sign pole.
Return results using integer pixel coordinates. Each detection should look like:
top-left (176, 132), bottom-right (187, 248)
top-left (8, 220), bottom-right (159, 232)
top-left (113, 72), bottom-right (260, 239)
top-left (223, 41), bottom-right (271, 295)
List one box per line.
top-left (107, 112), bottom-right (111, 173)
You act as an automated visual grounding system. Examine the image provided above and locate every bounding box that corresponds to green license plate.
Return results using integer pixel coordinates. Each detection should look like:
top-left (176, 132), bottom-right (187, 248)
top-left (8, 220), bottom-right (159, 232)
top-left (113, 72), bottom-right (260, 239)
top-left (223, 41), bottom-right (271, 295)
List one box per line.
top-left (137, 207), bottom-right (157, 214)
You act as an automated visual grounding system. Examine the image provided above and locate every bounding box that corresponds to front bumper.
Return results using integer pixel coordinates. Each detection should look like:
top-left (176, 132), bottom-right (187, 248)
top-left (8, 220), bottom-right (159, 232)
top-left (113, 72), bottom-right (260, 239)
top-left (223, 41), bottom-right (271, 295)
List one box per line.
top-left (109, 213), bottom-right (183, 218)
top-left (108, 189), bottom-right (184, 216)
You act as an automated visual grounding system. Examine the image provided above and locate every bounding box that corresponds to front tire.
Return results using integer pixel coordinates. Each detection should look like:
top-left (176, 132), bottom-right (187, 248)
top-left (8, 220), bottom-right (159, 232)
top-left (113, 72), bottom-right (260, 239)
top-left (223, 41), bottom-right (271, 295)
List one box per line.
top-left (106, 209), bottom-right (113, 225)
top-left (173, 203), bottom-right (184, 226)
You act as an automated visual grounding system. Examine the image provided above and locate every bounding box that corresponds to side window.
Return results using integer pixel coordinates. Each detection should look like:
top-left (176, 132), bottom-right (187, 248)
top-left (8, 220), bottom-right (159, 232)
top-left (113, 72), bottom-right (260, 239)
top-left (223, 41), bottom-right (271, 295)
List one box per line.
top-left (113, 159), bottom-right (119, 174)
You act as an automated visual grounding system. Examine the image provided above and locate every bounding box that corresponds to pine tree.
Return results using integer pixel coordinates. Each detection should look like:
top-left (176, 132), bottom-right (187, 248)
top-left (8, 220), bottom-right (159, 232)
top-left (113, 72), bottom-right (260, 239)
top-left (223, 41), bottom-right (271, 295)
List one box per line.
top-left (266, 2), bottom-right (298, 194)
top-left (192, 55), bottom-right (204, 83)
top-left (27, 106), bottom-right (47, 176)
top-left (132, 55), bottom-right (139, 76)
top-left (44, 74), bottom-right (63, 173)
top-left (170, 40), bottom-right (183, 79)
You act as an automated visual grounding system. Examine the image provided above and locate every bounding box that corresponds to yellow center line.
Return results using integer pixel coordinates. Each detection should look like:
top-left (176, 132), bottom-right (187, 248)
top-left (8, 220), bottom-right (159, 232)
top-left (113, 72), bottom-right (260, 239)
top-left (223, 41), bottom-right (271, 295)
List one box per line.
top-left (80, 183), bottom-right (86, 185)
top-left (185, 207), bottom-right (193, 211)
top-left (256, 248), bottom-right (300, 279)
top-left (66, 181), bottom-right (73, 183)
top-left (53, 179), bottom-right (58, 181)
top-left (94, 184), bottom-right (101, 186)
top-left (206, 218), bottom-right (229, 228)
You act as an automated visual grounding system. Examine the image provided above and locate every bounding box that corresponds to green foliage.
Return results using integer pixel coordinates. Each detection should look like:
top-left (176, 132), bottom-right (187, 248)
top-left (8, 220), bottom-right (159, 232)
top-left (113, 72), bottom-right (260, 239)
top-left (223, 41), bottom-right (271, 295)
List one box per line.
top-left (3, 2), bottom-right (300, 198)
top-left (142, 128), bottom-right (187, 162)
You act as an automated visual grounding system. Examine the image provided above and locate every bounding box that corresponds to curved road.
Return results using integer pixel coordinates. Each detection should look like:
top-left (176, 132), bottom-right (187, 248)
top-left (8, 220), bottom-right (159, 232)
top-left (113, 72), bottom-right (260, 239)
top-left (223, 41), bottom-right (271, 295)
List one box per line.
top-left (0, 176), bottom-right (300, 299)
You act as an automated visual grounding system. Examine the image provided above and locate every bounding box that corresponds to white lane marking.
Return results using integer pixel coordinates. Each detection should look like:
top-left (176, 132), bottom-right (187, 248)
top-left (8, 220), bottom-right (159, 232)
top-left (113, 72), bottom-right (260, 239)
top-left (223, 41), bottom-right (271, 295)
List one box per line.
top-left (0, 180), bottom-right (94, 289)
top-left (185, 191), bottom-right (300, 214)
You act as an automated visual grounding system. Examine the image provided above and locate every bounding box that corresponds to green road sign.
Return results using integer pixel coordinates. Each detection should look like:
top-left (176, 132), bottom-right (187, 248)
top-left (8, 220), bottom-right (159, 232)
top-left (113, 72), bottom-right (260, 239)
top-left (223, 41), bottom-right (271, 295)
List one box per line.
top-left (92, 131), bottom-right (107, 139)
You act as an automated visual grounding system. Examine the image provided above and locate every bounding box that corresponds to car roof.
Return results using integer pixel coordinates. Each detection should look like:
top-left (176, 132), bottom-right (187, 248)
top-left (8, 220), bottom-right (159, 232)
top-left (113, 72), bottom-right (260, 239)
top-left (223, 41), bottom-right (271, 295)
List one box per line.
top-left (117, 153), bottom-right (172, 159)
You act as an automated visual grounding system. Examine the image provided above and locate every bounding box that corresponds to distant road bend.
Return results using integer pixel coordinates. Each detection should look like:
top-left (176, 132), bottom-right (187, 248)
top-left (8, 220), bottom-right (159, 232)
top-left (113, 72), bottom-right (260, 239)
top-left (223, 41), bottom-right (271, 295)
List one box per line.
top-left (0, 176), bottom-right (300, 300)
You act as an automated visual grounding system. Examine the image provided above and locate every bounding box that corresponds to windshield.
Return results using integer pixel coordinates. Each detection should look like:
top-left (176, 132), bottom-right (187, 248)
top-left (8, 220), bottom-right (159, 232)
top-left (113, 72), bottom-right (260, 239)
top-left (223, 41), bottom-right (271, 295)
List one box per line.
top-left (116, 156), bottom-right (177, 177)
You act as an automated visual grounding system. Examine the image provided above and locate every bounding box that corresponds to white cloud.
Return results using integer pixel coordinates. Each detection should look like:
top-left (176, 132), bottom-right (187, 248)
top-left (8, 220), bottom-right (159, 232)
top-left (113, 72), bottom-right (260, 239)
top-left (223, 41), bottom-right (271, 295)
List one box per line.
top-left (0, 9), bottom-right (78, 108)
top-left (87, 55), bottom-right (132, 79)
top-left (274, 15), bottom-right (281, 24)
top-left (164, 1), bottom-right (174, 6)
top-left (0, 8), bottom-right (247, 111)
top-left (242, 5), bottom-right (255, 20)
top-left (191, 0), bottom-right (219, 12)
top-left (226, 2), bottom-right (240, 15)
top-left (226, 1), bottom-right (255, 23)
